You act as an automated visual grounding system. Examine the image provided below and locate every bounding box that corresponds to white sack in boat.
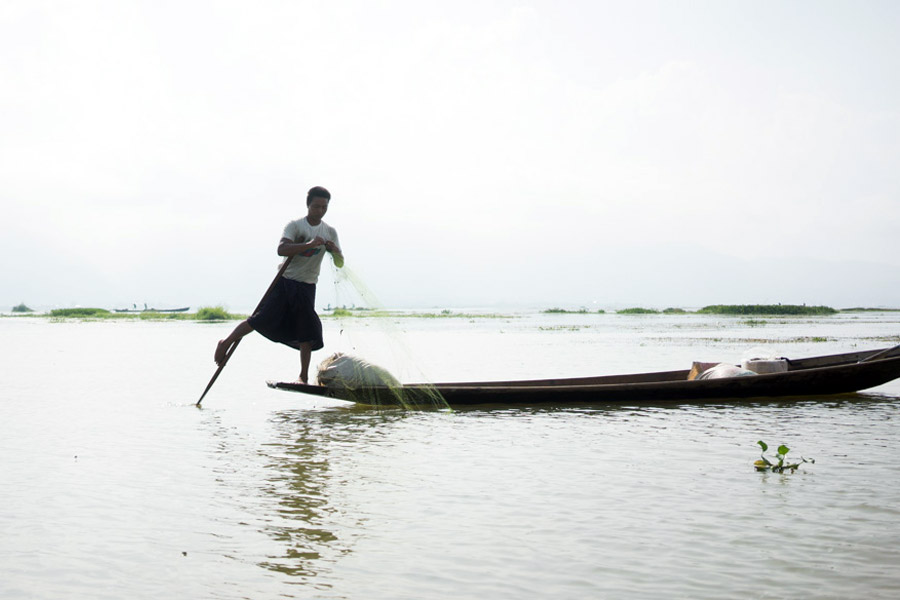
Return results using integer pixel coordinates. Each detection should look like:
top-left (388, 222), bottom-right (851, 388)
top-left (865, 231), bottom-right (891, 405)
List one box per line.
top-left (316, 353), bottom-right (401, 389)
top-left (741, 347), bottom-right (789, 374)
top-left (741, 359), bottom-right (789, 374)
top-left (696, 363), bottom-right (757, 380)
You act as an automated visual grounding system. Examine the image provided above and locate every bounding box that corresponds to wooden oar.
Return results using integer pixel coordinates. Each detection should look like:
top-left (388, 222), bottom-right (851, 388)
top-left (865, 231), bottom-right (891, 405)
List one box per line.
top-left (196, 257), bottom-right (294, 406)
top-left (858, 342), bottom-right (900, 364)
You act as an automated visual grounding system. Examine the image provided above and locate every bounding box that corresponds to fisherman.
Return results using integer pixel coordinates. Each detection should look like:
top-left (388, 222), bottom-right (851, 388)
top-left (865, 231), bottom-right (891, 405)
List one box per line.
top-left (214, 186), bottom-right (343, 383)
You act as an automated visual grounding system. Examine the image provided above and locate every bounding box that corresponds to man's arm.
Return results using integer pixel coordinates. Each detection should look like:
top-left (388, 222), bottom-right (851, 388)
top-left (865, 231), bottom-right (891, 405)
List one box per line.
top-left (278, 236), bottom-right (325, 257)
top-left (325, 240), bottom-right (344, 268)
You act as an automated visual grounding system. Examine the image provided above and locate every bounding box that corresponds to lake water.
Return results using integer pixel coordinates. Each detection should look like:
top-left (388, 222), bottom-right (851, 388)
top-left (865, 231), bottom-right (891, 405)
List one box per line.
top-left (2, 311), bottom-right (900, 599)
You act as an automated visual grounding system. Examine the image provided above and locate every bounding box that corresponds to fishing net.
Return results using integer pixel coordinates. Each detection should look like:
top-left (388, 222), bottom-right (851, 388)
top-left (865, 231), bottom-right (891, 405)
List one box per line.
top-left (322, 263), bottom-right (450, 410)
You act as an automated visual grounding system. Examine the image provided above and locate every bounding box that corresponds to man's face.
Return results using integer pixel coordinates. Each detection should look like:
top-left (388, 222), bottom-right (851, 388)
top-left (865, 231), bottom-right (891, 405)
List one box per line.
top-left (307, 197), bottom-right (329, 222)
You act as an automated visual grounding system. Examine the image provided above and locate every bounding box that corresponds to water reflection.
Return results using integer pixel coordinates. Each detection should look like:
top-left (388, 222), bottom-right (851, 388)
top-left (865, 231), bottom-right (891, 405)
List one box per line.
top-left (252, 412), bottom-right (344, 585)
top-left (257, 409), bottom-right (410, 586)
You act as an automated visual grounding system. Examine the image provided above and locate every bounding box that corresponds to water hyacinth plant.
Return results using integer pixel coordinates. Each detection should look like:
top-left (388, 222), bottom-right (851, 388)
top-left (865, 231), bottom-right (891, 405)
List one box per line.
top-left (754, 440), bottom-right (814, 473)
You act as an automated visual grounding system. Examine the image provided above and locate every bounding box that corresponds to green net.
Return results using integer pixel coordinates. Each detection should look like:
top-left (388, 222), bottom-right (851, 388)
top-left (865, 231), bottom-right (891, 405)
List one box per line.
top-left (323, 263), bottom-right (450, 411)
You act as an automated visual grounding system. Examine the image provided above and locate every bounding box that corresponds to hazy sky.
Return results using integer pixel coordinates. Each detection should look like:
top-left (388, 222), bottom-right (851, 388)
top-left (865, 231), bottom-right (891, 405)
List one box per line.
top-left (2, 0), bottom-right (899, 310)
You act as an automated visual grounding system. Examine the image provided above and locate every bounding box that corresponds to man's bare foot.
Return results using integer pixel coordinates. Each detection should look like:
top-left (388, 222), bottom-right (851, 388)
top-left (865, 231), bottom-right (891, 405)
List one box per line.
top-left (215, 340), bottom-right (231, 366)
top-left (298, 373), bottom-right (309, 384)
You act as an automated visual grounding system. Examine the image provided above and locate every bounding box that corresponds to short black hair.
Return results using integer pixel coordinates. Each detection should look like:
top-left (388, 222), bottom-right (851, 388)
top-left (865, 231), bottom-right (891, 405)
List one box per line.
top-left (307, 186), bottom-right (331, 206)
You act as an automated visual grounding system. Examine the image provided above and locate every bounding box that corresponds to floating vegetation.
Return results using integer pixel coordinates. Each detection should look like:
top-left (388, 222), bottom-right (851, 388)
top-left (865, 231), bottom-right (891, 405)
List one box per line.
top-left (860, 335), bottom-right (900, 343)
top-left (50, 308), bottom-right (111, 318)
top-left (754, 441), bottom-right (813, 473)
top-left (698, 304), bottom-right (837, 316)
top-left (325, 308), bottom-right (514, 319)
top-left (647, 335), bottom-right (834, 345)
top-left (662, 308), bottom-right (687, 314)
top-left (11, 303), bottom-right (33, 313)
top-left (326, 305), bottom-right (373, 314)
top-left (135, 307), bottom-right (246, 321)
top-left (618, 307), bottom-right (659, 314)
top-left (543, 307), bottom-right (592, 314)
top-left (33, 306), bottom-right (246, 321)
top-left (743, 319), bottom-right (767, 327)
top-left (416, 311), bottom-right (513, 319)
top-left (135, 311), bottom-right (193, 320)
top-left (840, 307), bottom-right (900, 312)
top-left (194, 306), bottom-right (240, 321)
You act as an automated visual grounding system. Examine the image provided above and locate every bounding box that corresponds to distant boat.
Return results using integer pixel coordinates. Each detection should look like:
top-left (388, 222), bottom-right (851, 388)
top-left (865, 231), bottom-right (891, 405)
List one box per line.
top-left (267, 346), bottom-right (900, 407)
top-left (113, 306), bottom-right (190, 313)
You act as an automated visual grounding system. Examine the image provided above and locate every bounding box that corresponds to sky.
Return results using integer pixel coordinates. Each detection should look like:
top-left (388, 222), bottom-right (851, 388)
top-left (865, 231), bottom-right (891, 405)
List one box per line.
top-left (2, 0), bottom-right (899, 311)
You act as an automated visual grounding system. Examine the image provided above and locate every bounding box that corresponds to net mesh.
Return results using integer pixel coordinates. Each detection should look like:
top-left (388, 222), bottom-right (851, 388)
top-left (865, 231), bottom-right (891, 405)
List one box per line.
top-left (324, 263), bottom-right (450, 410)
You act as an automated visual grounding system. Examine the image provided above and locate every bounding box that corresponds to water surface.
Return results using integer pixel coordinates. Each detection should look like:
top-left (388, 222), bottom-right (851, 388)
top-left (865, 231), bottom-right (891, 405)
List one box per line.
top-left (2, 312), bottom-right (899, 598)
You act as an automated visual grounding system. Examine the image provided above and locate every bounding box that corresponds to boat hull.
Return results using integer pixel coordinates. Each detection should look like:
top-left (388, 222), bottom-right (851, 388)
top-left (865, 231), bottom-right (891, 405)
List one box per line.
top-left (114, 307), bottom-right (190, 313)
top-left (267, 347), bottom-right (900, 406)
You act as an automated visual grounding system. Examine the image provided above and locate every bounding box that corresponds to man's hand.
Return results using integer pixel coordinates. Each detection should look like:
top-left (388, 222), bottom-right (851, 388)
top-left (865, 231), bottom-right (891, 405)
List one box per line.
top-left (324, 240), bottom-right (341, 253)
top-left (278, 236), bottom-right (328, 257)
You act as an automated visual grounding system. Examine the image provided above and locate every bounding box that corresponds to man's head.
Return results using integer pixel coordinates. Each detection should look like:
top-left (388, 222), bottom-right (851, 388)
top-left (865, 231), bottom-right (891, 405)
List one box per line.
top-left (306, 186), bottom-right (331, 225)
top-left (307, 186), bottom-right (331, 207)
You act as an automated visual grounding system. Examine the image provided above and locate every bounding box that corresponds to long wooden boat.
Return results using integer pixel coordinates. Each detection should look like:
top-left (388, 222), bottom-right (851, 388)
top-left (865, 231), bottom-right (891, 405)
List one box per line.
top-left (113, 306), bottom-right (190, 313)
top-left (267, 346), bottom-right (900, 406)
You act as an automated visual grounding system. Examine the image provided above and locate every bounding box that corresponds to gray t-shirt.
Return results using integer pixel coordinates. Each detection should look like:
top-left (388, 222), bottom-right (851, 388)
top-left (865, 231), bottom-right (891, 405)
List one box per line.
top-left (281, 217), bottom-right (340, 284)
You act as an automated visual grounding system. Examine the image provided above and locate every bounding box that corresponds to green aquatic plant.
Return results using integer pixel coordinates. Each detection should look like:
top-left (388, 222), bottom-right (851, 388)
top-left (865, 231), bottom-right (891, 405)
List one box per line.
top-left (662, 307), bottom-right (687, 314)
top-left (194, 306), bottom-right (236, 321)
top-left (618, 307), bottom-right (659, 314)
top-left (754, 441), bottom-right (814, 473)
top-left (743, 319), bottom-right (767, 327)
top-left (324, 309), bottom-right (513, 319)
top-left (130, 309), bottom-right (245, 321)
top-left (30, 307), bottom-right (191, 320)
top-left (414, 311), bottom-right (512, 319)
top-left (12, 303), bottom-right (33, 313)
top-left (699, 304), bottom-right (837, 316)
top-left (136, 311), bottom-right (193, 320)
top-left (543, 306), bottom-right (601, 314)
top-left (50, 308), bottom-right (111, 317)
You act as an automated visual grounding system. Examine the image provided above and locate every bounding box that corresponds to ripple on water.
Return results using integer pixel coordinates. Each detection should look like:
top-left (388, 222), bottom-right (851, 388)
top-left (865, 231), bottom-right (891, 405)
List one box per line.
top-left (219, 399), bottom-right (900, 599)
top-left (3, 318), bottom-right (900, 599)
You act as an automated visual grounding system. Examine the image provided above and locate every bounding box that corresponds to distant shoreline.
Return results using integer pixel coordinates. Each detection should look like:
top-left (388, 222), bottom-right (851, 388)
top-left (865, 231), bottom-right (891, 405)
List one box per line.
top-left (4, 303), bottom-right (900, 321)
top-left (1, 306), bottom-right (248, 321)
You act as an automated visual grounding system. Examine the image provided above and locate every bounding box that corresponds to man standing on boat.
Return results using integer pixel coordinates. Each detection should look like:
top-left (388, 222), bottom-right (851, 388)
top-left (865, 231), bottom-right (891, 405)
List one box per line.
top-left (214, 186), bottom-right (343, 383)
